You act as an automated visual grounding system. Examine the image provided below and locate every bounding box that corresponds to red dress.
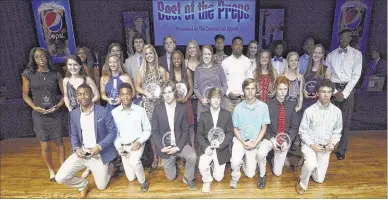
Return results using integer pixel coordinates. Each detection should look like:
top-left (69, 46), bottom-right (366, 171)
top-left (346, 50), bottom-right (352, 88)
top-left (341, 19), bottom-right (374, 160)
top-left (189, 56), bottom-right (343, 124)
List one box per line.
top-left (258, 74), bottom-right (272, 103)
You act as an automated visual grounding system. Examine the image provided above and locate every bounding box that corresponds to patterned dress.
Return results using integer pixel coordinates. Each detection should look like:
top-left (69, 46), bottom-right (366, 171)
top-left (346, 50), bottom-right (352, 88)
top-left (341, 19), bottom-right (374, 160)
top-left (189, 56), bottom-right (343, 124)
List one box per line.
top-left (286, 77), bottom-right (301, 102)
top-left (258, 74), bottom-right (273, 103)
top-left (142, 67), bottom-right (163, 120)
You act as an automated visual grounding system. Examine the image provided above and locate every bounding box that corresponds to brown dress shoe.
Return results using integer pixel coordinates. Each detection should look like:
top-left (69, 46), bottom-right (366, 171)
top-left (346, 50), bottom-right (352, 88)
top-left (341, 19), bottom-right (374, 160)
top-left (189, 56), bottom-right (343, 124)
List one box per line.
top-left (295, 179), bottom-right (305, 195)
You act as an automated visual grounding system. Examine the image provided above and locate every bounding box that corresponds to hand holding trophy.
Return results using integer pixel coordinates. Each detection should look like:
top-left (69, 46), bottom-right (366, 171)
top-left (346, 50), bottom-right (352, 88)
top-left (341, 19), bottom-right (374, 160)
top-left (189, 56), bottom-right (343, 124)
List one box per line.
top-left (208, 127), bottom-right (225, 149)
top-left (145, 83), bottom-right (162, 101)
top-left (271, 133), bottom-right (291, 152)
top-left (241, 124), bottom-right (258, 150)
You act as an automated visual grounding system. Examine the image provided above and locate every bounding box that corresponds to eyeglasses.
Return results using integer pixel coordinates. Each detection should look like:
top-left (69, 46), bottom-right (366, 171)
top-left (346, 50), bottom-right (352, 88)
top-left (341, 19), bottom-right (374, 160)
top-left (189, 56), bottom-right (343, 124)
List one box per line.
top-left (34, 55), bottom-right (46, 59)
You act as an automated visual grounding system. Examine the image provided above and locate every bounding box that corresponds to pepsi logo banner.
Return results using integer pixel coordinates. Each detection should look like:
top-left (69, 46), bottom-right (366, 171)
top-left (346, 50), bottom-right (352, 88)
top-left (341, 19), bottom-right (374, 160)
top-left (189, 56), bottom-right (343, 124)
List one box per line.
top-left (330, 0), bottom-right (373, 54)
top-left (31, 0), bottom-right (76, 63)
top-left (152, 0), bottom-right (256, 45)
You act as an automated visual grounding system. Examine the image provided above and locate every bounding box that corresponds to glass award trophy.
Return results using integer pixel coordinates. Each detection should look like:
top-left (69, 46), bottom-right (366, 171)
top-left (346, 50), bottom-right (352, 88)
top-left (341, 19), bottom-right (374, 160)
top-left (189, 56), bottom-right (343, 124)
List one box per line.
top-left (241, 124), bottom-right (257, 143)
top-left (304, 80), bottom-right (317, 97)
top-left (41, 87), bottom-right (53, 109)
top-left (208, 127), bottom-right (225, 149)
top-left (162, 131), bottom-right (176, 147)
top-left (145, 83), bottom-right (161, 100)
top-left (109, 79), bottom-right (119, 105)
top-left (176, 83), bottom-right (188, 99)
top-left (272, 133), bottom-right (291, 152)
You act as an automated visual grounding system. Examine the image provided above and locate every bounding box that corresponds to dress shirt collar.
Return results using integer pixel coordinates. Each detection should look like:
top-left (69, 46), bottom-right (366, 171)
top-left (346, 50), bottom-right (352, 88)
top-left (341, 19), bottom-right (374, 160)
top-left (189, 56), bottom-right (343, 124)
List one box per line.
top-left (316, 100), bottom-right (330, 110)
top-left (338, 45), bottom-right (350, 54)
top-left (210, 107), bottom-right (221, 115)
top-left (303, 53), bottom-right (310, 59)
top-left (165, 101), bottom-right (177, 110)
top-left (81, 104), bottom-right (94, 115)
top-left (119, 104), bottom-right (135, 114)
top-left (166, 52), bottom-right (172, 59)
top-left (275, 97), bottom-right (288, 106)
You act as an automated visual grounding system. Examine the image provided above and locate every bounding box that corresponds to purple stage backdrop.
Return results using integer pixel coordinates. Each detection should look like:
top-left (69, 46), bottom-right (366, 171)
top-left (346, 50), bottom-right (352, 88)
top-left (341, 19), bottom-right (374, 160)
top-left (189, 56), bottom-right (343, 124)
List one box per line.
top-left (152, 0), bottom-right (256, 45)
top-left (330, 0), bottom-right (373, 54)
top-left (31, 0), bottom-right (76, 63)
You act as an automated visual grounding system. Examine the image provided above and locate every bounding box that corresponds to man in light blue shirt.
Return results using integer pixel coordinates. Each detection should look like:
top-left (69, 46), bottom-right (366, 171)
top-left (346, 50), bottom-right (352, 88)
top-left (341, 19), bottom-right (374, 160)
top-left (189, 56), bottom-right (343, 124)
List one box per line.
top-left (230, 78), bottom-right (270, 189)
top-left (111, 83), bottom-right (150, 192)
top-left (299, 37), bottom-right (315, 75)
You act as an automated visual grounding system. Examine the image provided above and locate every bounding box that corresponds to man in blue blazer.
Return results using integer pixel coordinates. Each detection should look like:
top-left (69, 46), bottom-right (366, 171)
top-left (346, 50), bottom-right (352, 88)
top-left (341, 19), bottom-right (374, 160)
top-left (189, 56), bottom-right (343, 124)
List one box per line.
top-left (56, 83), bottom-right (117, 198)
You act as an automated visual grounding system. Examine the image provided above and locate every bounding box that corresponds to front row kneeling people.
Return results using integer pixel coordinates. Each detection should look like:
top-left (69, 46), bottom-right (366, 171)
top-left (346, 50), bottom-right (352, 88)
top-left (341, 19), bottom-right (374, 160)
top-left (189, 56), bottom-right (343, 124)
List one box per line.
top-left (56, 78), bottom-right (342, 195)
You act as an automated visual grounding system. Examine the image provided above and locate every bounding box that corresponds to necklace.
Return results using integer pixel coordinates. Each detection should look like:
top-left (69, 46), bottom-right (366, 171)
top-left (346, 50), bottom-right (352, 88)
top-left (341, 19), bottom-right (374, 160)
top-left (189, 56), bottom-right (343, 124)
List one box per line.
top-left (38, 70), bottom-right (49, 80)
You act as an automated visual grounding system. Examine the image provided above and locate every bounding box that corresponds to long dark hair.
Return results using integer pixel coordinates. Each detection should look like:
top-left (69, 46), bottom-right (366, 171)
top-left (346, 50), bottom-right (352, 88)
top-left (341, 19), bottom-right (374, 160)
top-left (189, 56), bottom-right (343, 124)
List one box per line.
top-left (255, 50), bottom-right (276, 82)
top-left (25, 47), bottom-right (55, 73)
top-left (169, 50), bottom-right (186, 82)
top-left (64, 55), bottom-right (87, 78)
top-left (76, 45), bottom-right (94, 69)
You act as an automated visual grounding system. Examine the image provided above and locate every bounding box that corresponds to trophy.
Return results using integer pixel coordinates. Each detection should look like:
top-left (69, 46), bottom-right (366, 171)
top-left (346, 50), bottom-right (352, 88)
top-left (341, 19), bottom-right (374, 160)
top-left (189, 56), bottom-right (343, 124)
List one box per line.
top-left (202, 86), bottom-right (212, 104)
top-left (109, 79), bottom-right (119, 105)
top-left (304, 80), bottom-right (317, 97)
top-left (145, 83), bottom-right (161, 100)
top-left (268, 81), bottom-right (276, 98)
top-left (176, 83), bottom-right (188, 99)
top-left (41, 87), bottom-right (53, 109)
top-left (241, 124), bottom-right (257, 143)
top-left (162, 131), bottom-right (176, 147)
top-left (207, 127), bottom-right (225, 149)
top-left (271, 133), bottom-right (291, 152)
top-left (118, 137), bottom-right (140, 157)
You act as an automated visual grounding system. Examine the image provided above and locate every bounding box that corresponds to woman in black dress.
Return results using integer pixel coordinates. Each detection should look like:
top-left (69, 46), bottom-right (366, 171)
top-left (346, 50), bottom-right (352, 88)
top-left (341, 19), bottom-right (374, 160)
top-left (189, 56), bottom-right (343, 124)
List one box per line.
top-left (21, 47), bottom-right (65, 182)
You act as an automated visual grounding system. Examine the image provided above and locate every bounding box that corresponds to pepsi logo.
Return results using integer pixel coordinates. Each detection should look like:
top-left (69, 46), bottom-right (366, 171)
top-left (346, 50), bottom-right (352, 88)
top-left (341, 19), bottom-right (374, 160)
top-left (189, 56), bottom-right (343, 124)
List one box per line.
top-left (344, 8), bottom-right (361, 29)
top-left (44, 11), bottom-right (63, 32)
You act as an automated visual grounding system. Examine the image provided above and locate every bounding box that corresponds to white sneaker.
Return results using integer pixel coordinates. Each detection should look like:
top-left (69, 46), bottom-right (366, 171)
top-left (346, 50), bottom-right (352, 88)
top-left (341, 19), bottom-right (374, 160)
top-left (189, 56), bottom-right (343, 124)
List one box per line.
top-left (202, 182), bottom-right (211, 193)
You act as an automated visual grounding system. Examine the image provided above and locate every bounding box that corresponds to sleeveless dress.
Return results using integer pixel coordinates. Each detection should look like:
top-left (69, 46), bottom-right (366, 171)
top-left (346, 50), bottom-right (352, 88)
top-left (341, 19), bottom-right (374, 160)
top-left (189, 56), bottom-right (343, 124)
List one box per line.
top-left (142, 68), bottom-right (163, 121)
top-left (67, 77), bottom-right (87, 111)
top-left (286, 77), bottom-right (301, 102)
top-left (258, 74), bottom-right (272, 103)
top-left (302, 70), bottom-right (325, 113)
top-left (105, 75), bottom-right (123, 111)
top-left (21, 69), bottom-right (63, 142)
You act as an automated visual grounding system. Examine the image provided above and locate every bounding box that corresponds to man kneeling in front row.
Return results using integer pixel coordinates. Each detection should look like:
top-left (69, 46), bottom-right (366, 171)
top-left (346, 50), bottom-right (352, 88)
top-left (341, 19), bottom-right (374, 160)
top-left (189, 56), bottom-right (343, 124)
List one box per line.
top-left (112, 83), bottom-right (150, 192)
top-left (56, 83), bottom-right (117, 198)
top-left (296, 79), bottom-right (343, 194)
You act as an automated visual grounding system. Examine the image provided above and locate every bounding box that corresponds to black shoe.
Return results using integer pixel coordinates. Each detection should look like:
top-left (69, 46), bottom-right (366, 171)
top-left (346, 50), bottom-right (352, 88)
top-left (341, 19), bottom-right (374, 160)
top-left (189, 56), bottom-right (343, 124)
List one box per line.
top-left (336, 152), bottom-right (345, 160)
top-left (141, 180), bottom-right (149, 192)
top-left (50, 177), bottom-right (56, 182)
top-left (258, 175), bottom-right (266, 189)
top-left (183, 177), bottom-right (196, 190)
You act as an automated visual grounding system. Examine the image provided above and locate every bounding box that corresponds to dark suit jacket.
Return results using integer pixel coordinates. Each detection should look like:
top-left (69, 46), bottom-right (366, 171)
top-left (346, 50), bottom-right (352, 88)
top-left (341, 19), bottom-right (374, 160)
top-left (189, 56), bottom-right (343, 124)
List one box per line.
top-left (70, 105), bottom-right (118, 164)
top-left (197, 108), bottom-right (234, 165)
top-left (151, 102), bottom-right (189, 159)
top-left (158, 53), bottom-right (169, 72)
top-left (265, 98), bottom-right (299, 142)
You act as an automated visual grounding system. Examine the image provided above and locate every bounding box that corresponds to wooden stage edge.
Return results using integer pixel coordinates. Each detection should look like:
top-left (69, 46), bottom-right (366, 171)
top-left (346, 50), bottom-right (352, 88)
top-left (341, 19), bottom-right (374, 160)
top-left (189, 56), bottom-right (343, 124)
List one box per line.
top-left (1, 130), bottom-right (387, 198)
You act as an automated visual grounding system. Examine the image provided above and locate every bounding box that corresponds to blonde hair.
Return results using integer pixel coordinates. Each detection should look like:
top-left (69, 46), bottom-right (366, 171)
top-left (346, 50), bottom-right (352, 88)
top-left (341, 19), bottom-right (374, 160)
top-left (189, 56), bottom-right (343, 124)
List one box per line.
top-left (138, 44), bottom-right (162, 84)
top-left (284, 51), bottom-right (300, 76)
top-left (185, 40), bottom-right (201, 60)
top-left (102, 53), bottom-right (125, 82)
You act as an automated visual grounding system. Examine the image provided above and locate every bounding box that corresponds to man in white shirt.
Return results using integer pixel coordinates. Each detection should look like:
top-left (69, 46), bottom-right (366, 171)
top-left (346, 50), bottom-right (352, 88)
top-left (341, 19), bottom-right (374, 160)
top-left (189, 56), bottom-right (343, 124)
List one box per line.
top-left (325, 29), bottom-right (362, 160)
top-left (158, 35), bottom-right (176, 71)
top-left (111, 83), bottom-right (150, 192)
top-left (271, 41), bottom-right (286, 75)
top-left (151, 81), bottom-right (197, 190)
top-left (296, 79), bottom-right (342, 194)
top-left (222, 36), bottom-right (251, 112)
top-left (55, 84), bottom-right (117, 198)
top-left (124, 34), bottom-right (145, 80)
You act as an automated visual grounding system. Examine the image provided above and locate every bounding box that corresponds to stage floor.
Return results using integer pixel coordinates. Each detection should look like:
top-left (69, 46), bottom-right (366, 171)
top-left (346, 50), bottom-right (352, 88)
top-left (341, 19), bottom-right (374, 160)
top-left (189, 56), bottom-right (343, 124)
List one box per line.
top-left (0, 131), bottom-right (386, 198)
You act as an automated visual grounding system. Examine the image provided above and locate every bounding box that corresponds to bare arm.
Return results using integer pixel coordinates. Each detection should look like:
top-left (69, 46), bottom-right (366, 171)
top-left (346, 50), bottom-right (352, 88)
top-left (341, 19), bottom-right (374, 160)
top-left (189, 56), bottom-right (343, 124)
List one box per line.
top-left (325, 67), bottom-right (332, 80)
top-left (86, 77), bottom-right (100, 103)
top-left (56, 73), bottom-right (65, 108)
top-left (100, 76), bottom-right (110, 102)
top-left (21, 76), bottom-right (37, 110)
top-left (135, 71), bottom-right (146, 95)
top-left (160, 67), bottom-right (169, 81)
top-left (121, 74), bottom-right (135, 96)
top-left (62, 77), bottom-right (71, 111)
top-left (296, 74), bottom-right (304, 112)
top-left (185, 69), bottom-right (194, 100)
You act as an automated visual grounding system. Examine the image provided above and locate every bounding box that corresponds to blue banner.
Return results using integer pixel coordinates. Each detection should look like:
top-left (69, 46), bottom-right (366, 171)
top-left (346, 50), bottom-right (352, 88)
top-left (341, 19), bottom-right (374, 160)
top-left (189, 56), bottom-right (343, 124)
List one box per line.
top-left (330, 0), bottom-right (373, 54)
top-left (31, 0), bottom-right (76, 63)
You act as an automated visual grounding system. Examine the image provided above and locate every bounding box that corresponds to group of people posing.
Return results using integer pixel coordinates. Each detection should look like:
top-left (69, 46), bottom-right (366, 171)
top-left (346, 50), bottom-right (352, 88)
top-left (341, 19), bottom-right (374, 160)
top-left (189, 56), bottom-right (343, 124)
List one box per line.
top-left (21, 28), bottom-right (362, 197)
